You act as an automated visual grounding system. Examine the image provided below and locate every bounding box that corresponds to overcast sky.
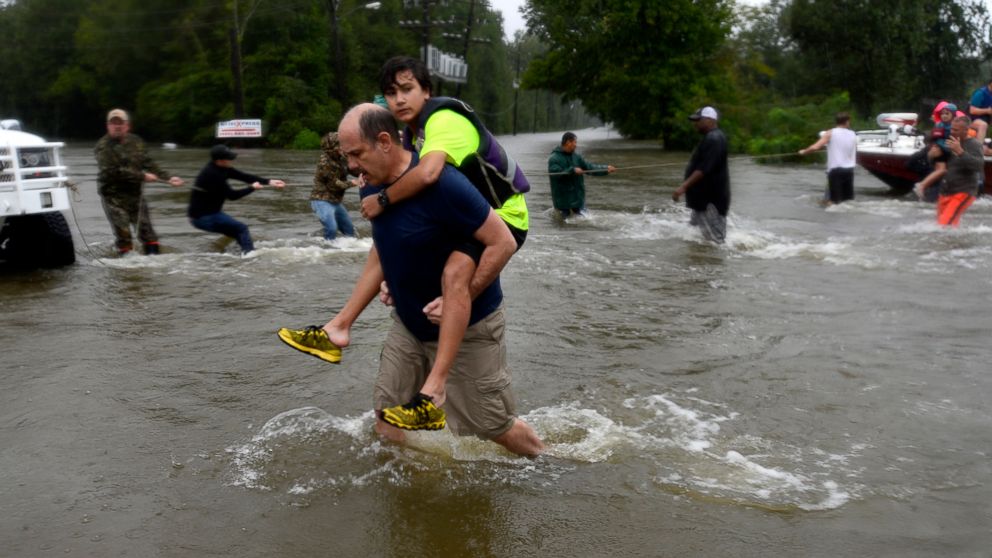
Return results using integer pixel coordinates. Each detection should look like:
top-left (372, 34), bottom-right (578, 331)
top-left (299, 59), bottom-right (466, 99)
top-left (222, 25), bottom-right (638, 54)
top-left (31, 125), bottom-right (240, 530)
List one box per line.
top-left (488, 0), bottom-right (527, 39)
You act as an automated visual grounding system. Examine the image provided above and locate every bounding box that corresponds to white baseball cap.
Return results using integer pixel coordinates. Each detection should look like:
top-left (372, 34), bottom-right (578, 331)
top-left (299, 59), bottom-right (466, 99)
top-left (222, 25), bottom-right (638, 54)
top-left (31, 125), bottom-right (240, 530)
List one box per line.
top-left (689, 106), bottom-right (718, 121)
top-left (106, 108), bottom-right (129, 122)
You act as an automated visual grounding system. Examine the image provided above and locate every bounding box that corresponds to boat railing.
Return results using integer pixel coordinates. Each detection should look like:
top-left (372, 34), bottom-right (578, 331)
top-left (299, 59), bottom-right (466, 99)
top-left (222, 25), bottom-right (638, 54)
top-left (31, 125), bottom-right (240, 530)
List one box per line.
top-left (857, 127), bottom-right (923, 150)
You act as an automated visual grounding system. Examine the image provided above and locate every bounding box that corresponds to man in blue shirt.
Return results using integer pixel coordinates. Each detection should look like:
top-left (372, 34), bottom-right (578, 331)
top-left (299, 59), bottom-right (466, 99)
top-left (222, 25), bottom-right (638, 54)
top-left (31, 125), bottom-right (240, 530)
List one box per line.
top-left (279, 104), bottom-right (544, 457)
top-left (968, 79), bottom-right (992, 141)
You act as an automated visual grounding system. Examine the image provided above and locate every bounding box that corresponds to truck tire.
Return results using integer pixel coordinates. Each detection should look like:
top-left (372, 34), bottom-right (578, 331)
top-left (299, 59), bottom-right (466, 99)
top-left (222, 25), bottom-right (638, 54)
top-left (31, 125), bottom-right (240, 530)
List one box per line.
top-left (0, 212), bottom-right (76, 269)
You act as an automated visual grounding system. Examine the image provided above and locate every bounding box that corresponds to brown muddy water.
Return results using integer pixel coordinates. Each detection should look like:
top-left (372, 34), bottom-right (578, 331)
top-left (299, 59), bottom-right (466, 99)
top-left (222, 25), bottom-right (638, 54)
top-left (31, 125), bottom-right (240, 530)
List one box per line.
top-left (2, 128), bottom-right (991, 556)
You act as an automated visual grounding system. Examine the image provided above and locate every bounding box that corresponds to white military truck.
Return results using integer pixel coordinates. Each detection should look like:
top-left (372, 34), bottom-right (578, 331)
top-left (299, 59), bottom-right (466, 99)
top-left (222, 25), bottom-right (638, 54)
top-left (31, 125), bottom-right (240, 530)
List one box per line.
top-left (0, 119), bottom-right (76, 268)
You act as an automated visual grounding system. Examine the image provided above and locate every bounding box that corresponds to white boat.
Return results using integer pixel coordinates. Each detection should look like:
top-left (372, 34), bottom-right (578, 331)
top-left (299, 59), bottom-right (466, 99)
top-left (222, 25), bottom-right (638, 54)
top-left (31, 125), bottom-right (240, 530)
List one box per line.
top-left (856, 113), bottom-right (992, 194)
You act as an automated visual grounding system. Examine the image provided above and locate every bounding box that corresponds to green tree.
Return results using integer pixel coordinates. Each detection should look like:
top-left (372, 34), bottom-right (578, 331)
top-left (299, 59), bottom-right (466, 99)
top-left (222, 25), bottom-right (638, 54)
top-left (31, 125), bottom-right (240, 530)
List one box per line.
top-left (0, 0), bottom-right (601, 144)
top-left (784, 0), bottom-right (992, 116)
top-left (520, 0), bottom-right (733, 145)
top-left (0, 0), bottom-right (89, 136)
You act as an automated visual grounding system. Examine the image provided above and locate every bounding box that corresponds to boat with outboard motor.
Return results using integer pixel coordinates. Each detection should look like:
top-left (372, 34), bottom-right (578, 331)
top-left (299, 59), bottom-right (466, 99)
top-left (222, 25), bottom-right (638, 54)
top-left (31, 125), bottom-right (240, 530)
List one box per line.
top-left (855, 113), bottom-right (992, 195)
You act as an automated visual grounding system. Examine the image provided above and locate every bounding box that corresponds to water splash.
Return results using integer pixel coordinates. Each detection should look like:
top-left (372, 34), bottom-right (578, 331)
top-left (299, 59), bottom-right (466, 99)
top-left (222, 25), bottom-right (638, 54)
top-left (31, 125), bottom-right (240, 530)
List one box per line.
top-left (227, 394), bottom-right (860, 511)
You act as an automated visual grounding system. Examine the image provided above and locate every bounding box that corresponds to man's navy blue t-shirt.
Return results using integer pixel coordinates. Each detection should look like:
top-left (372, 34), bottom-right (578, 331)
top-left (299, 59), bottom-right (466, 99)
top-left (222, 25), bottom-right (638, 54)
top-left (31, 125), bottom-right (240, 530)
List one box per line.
top-left (360, 162), bottom-right (502, 342)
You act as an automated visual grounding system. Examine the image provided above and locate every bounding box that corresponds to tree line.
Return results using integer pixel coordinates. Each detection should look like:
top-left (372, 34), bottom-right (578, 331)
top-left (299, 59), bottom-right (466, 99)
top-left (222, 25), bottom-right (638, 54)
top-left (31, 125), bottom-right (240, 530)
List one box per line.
top-left (2, 0), bottom-right (991, 152)
top-left (522, 0), bottom-right (992, 151)
top-left (0, 0), bottom-right (598, 146)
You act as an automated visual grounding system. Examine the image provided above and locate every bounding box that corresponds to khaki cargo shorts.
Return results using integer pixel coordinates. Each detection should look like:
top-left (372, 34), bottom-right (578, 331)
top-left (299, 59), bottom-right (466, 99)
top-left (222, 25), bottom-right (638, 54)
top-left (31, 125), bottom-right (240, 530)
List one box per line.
top-left (373, 306), bottom-right (517, 440)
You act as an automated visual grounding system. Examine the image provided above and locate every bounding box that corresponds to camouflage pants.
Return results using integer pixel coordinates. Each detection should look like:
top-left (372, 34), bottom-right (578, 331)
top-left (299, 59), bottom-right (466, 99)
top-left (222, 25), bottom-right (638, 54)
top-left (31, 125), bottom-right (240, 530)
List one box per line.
top-left (100, 193), bottom-right (158, 252)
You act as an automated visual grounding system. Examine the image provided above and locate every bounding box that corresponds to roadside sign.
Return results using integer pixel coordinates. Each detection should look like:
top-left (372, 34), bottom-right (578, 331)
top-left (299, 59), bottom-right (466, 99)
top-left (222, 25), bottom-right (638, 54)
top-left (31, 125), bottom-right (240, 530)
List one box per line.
top-left (216, 119), bottom-right (263, 138)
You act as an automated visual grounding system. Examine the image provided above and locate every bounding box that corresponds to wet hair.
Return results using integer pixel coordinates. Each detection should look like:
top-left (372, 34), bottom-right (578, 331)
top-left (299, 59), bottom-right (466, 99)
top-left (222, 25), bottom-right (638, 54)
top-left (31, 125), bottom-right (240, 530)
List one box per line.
top-left (353, 104), bottom-right (400, 145)
top-left (835, 112), bottom-right (851, 125)
top-left (379, 56), bottom-right (432, 95)
top-left (561, 132), bottom-right (577, 145)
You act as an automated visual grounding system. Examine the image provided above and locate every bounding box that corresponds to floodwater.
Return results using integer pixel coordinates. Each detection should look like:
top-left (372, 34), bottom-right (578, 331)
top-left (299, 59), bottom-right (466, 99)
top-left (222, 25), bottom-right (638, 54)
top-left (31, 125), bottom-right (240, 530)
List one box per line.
top-left (3, 128), bottom-right (991, 556)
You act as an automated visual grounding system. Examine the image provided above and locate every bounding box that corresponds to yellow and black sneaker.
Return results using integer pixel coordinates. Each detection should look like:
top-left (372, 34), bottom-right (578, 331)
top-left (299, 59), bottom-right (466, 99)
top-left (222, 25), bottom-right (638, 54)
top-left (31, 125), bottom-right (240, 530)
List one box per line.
top-left (380, 393), bottom-right (446, 431)
top-left (277, 325), bottom-right (342, 364)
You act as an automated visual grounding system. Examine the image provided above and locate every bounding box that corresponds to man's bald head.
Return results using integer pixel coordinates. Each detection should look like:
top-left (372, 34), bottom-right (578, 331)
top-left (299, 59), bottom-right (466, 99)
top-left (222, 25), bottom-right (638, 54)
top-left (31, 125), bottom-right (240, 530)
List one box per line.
top-left (338, 103), bottom-right (406, 185)
top-left (339, 103), bottom-right (400, 146)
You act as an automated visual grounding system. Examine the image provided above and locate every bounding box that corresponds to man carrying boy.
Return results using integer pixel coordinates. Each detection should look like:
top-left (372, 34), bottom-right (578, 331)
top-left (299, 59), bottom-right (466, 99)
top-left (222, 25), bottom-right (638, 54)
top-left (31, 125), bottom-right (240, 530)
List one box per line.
top-left (283, 57), bottom-right (530, 430)
top-left (934, 116), bottom-right (982, 227)
top-left (280, 104), bottom-right (543, 455)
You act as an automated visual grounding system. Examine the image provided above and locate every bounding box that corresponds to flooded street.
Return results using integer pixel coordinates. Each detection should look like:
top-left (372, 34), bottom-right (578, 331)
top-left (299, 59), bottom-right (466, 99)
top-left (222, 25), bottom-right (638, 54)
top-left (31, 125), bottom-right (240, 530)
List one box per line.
top-left (3, 128), bottom-right (991, 556)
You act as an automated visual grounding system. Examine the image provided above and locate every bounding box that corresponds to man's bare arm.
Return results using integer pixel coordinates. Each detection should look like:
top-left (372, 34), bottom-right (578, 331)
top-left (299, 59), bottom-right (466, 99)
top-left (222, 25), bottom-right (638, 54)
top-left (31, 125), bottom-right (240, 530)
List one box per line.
top-left (323, 246), bottom-right (385, 343)
top-left (361, 151), bottom-right (447, 218)
top-left (469, 210), bottom-right (516, 298)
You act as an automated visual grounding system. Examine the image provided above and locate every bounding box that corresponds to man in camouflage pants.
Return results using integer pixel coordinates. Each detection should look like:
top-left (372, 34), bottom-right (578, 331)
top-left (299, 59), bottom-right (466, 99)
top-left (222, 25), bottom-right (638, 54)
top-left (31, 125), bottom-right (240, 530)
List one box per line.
top-left (94, 108), bottom-right (184, 255)
top-left (310, 132), bottom-right (356, 240)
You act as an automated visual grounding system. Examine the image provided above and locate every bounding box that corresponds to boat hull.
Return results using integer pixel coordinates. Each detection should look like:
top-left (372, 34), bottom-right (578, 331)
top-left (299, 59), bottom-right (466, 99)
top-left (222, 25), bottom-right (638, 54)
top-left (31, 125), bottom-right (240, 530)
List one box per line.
top-left (856, 150), bottom-right (919, 192)
top-left (857, 147), bottom-right (992, 195)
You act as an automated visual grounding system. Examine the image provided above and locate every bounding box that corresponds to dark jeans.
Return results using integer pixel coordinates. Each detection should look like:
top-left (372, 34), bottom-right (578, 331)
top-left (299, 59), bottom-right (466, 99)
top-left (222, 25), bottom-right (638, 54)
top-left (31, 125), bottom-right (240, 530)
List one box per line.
top-left (827, 168), bottom-right (855, 203)
top-left (191, 212), bottom-right (253, 253)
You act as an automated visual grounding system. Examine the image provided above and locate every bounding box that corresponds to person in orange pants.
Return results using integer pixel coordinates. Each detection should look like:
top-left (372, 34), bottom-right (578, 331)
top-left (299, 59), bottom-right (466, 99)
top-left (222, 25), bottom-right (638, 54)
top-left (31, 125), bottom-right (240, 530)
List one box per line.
top-left (937, 193), bottom-right (975, 227)
top-left (935, 116), bottom-right (982, 227)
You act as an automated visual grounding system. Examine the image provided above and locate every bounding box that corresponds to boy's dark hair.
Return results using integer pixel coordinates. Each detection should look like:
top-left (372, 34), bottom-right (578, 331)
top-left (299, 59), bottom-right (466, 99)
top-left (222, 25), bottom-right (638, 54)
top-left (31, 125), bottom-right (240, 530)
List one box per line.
top-left (561, 132), bottom-right (577, 145)
top-left (835, 112), bottom-right (851, 125)
top-left (379, 56), bottom-right (432, 95)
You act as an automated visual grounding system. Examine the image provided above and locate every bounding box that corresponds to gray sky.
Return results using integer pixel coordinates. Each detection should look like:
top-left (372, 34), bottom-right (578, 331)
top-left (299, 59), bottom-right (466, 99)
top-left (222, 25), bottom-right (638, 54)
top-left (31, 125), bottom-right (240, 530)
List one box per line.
top-left (488, 0), bottom-right (527, 39)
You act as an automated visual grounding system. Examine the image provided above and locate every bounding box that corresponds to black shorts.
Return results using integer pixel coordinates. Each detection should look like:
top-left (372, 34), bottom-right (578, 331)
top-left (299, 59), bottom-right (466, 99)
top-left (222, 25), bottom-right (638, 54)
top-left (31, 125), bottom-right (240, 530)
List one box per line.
top-left (454, 221), bottom-right (527, 263)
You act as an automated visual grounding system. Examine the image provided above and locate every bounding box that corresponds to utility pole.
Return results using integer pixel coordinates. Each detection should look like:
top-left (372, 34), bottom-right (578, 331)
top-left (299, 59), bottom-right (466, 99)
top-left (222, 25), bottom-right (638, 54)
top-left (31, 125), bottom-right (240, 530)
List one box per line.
top-left (532, 90), bottom-right (538, 133)
top-left (454, 0), bottom-right (475, 97)
top-left (422, 0), bottom-right (431, 62)
top-left (229, 2), bottom-right (245, 118)
top-left (328, 0), bottom-right (345, 106)
top-left (400, 0), bottom-right (459, 93)
top-left (512, 45), bottom-right (520, 135)
top-left (229, 27), bottom-right (245, 118)
top-left (398, 2), bottom-right (437, 65)
top-left (228, 0), bottom-right (265, 119)
top-left (327, 1), bottom-right (379, 107)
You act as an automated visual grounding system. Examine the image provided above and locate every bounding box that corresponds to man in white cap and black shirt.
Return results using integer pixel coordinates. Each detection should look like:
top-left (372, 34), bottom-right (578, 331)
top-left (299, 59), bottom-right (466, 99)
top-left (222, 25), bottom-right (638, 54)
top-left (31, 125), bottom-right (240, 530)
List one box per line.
top-left (673, 106), bottom-right (730, 243)
top-left (188, 144), bottom-right (286, 254)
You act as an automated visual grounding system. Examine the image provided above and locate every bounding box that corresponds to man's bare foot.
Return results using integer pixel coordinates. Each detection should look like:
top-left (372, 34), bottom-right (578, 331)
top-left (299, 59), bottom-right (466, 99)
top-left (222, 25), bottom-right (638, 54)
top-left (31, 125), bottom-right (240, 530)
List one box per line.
top-left (323, 322), bottom-right (351, 349)
top-left (420, 386), bottom-right (446, 407)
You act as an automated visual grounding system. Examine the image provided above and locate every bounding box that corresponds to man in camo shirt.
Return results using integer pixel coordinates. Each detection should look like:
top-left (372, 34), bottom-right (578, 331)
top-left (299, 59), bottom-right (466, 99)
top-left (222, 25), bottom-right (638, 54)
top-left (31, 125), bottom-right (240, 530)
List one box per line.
top-left (310, 132), bottom-right (356, 240)
top-left (94, 108), bottom-right (184, 255)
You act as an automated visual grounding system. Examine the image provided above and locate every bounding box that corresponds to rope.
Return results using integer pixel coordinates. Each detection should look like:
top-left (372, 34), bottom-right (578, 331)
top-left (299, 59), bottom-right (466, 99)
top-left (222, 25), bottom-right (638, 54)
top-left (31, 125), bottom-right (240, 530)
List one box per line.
top-left (539, 151), bottom-right (798, 176)
top-left (65, 182), bottom-right (108, 267)
top-left (67, 177), bottom-right (166, 265)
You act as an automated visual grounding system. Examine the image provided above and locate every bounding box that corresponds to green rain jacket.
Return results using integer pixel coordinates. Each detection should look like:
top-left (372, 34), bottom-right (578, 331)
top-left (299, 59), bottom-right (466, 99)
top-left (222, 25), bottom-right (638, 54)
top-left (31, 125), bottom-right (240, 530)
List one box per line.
top-left (547, 146), bottom-right (609, 211)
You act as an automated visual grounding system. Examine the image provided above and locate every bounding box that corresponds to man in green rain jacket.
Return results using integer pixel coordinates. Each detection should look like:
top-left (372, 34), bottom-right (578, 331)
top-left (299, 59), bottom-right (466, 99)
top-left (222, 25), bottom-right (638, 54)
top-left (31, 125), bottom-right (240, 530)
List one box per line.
top-left (547, 132), bottom-right (615, 218)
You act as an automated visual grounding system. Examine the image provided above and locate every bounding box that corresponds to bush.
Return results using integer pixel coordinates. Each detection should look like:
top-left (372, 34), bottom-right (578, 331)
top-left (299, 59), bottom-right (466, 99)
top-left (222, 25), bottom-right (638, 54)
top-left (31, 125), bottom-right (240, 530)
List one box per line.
top-left (710, 92), bottom-right (857, 162)
top-left (291, 129), bottom-right (321, 150)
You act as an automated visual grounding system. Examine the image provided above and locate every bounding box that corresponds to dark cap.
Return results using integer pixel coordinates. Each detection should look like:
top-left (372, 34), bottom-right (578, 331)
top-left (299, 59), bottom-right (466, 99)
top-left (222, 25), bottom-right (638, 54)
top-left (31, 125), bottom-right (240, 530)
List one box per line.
top-left (210, 144), bottom-right (237, 161)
